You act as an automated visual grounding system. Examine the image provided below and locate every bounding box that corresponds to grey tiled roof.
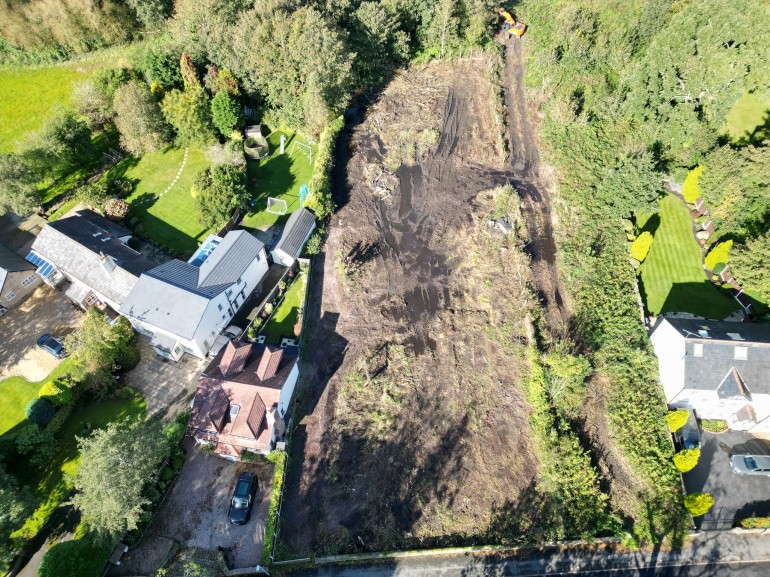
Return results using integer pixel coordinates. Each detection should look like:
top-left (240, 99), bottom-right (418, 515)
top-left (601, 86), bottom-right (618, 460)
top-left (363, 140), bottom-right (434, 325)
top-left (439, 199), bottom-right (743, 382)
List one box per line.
top-left (0, 243), bottom-right (35, 273)
top-left (74, 210), bottom-right (131, 239)
top-left (664, 318), bottom-right (770, 395)
top-left (31, 213), bottom-right (155, 305)
top-left (274, 208), bottom-right (315, 258)
top-left (120, 230), bottom-right (265, 339)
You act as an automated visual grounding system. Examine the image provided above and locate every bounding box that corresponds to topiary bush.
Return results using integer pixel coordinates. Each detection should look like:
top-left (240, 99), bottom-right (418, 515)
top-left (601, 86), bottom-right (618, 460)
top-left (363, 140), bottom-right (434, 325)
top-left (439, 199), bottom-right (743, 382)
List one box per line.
top-left (665, 409), bottom-right (689, 432)
top-left (629, 231), bottom-right (653, 263)
top-left (38, 379), bottom-right (72, 407)
top-left (705, 240), bottom-right (733, 272)
top-left (682, 165), bottom-right (705, 204)
top-left (25, 398), bottom-right (56, 426)
top-left (39, 535), bottom-right (111, 577)
top-left (673, 448), bottom-right (701, 472)
top-left (684, 492), bottom-right (714, 517)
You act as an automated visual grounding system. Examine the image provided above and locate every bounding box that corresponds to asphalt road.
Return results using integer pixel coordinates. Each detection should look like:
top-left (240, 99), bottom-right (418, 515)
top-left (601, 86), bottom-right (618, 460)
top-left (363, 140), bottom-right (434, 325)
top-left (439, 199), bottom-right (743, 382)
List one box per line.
top-left (286, 532), bottom-right (770, 577)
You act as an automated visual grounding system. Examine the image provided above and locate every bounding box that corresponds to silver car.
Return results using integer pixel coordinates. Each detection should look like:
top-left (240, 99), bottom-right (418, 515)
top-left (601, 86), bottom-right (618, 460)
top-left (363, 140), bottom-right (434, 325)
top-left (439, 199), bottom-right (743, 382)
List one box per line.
top-left (730, 454), bottom-right (770, 475)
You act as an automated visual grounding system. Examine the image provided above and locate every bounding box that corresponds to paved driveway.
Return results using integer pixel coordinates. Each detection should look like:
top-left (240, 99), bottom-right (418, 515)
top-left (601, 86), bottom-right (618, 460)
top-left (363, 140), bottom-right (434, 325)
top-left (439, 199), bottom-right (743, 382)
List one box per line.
top-left (683, 430), bottom-right (770, 529)
top-left (112, 441), bottom-right (274, 574)
top-left (0, 285), bottom-right (83, 382)
top-left (123, 337), bottom-right (207, 421)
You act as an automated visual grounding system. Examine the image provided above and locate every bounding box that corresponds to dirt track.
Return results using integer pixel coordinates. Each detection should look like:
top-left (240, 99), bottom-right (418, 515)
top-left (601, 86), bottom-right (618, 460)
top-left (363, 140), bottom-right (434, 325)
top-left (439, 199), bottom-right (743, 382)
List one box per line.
top-left (282, 41), bottom-right (568, 555)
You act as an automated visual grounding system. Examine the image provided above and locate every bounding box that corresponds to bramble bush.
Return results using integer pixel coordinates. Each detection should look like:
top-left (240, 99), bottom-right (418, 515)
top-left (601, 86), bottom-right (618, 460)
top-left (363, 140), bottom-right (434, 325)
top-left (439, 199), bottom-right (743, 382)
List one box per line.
top-left (665, 410), bottom-right (689, 432)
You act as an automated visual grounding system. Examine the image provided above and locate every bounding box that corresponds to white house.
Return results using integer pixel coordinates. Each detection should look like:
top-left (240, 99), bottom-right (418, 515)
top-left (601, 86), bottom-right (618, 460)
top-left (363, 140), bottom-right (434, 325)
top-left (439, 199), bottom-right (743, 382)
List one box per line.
top-left (270, 208), bottom-right (316, 266)
top-left (120, 231), bottom-right (269, 360)
top-left (0, 243), bottom-right (39, 317)
top-left (27, 210), bottom-right (155, 313)
top-left (650, 317), bottom-right (770, 433)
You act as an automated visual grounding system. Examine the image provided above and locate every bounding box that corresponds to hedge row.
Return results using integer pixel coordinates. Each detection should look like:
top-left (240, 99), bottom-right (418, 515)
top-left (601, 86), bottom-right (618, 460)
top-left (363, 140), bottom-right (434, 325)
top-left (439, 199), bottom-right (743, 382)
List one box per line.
top-left (304, 115), bottom-right (345, 220)
top-left (260, 450), bottom-right (287, 566)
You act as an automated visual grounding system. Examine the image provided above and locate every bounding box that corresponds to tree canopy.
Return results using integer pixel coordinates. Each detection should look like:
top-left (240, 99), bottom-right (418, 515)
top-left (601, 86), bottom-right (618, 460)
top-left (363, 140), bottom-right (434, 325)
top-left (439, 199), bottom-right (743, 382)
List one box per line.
top-left (193, 164), bottom-right (248, 229)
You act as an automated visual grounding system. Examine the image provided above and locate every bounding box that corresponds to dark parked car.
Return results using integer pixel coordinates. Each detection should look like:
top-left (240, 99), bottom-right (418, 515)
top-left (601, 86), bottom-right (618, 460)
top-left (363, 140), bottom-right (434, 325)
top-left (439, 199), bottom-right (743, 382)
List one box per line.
top-left (36, 334), bottom-right (67, 358)
top-left (228, 472), bottom-right (257, 525)
top-left (674, 410), bottom-right (701, 450)
top-left (730, 454), bottom-right (770, 476)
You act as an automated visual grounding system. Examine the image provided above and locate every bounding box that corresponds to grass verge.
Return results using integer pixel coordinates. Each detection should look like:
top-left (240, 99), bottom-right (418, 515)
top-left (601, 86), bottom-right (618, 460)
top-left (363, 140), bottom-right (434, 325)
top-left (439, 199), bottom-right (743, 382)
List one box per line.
top-left (637, 195), bottom-right (739, 318)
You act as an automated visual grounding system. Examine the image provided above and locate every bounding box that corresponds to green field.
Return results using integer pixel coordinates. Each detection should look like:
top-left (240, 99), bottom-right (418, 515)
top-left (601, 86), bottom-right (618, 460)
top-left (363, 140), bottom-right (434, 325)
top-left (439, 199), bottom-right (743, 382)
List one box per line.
top-left (10, 390), bottom-right (147, 541)
top-left (261, 271), bottom-right (308, 345)
top-left (0, 66), bottom-right (92, 153)
top-left (722, 91), bottom-right (770, 144)
top-left (0, 357), bottom-right (74, 436)
top-left (111, 147), bottom-right (212, 256)
top-left (637, 195), bottom-right (739, 319)
top-left (242, 131), bottom-right (316, 230)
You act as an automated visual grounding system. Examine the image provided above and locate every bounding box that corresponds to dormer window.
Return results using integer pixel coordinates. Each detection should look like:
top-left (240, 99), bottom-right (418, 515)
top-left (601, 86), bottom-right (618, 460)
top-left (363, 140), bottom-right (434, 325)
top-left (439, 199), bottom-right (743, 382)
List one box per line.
top-left (727, 333), bottom-right (745, 341)
top-left (734, 347), bottom-right (748, 361)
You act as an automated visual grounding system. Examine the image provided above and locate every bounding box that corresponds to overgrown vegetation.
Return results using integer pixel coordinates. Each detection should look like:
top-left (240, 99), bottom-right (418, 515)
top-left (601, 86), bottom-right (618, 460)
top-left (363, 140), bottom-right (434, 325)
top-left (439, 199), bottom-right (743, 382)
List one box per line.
top-left (260, 451), bottom-right (286, 566)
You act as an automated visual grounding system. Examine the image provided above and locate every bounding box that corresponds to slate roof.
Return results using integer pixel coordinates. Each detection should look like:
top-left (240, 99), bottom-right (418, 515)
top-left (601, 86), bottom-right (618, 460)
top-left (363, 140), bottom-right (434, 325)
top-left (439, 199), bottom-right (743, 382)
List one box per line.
top-left (660, 318), bottom-right (770, 395)
top-left (120, 230), bottom-right (265, 338)
top-left (74, 210), bottom-right (131, 239)
top-left (274, 208), bottom-right (315, 258)
top-left (30, 212), bottom-right (155, 305)
top-left (0, 243), bottom-right (35, 273)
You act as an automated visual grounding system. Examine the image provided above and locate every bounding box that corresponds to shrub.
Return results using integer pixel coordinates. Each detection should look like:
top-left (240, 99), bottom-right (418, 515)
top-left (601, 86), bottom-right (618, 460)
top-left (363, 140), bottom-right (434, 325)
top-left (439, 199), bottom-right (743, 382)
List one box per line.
top-left (163, 421), bottom-right (186, 447)
top-left (104, 198), bottom-right (130, 221)
top-left (305, 116), bottom-right (344, 219)
top-left (115, 343), bottom-right (141, 373)
top-left (261, 451), bottom-right (287, 565)
top-left (629, 231), bottom-right (653, 262)
top-left (701, 419), bottom-right (728, 433)
top-left (684, 492), bottom-right (714, 517)
top-left (304, 231), bottom-right (324, 255)
top-left (264, 303), bottom-right (274, 316)
top-left (39, 379), bottom-right (72, 407)
top-left (738, 517), bottom-right (770, 529)
top-left (682, 165), bottom-right (705, 204)
top-left (673, 448), bottom-right (700, 472)
top-left (15, 424), bottom-right (56, 467)
top-left (210, 91), bottom-right (244, 137)
top-left (705, 240), bottom-right (733, 271)
top-left (665, 409), bottom-right (689, 432)
top-left (25, 398), bottom-right (55, 426)
top-left (39, 534), bottom-right (111, 577)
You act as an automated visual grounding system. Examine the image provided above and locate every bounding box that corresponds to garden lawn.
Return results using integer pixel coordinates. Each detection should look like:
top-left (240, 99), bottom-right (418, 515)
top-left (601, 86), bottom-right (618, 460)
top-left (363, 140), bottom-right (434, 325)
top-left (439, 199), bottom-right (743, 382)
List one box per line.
top-left (0, 66), bottom-right (91, 153)
top-left (261, 272), bottom-right (307, 345)
top-left (638, 195), bottom-right (739, 319)
top-left (241, 131), bottom-right (316, 230)
top-left (113, 147), bottom-right (212, 256)
top-left (0, 357), bottom-right (74, 436)
top-left (10, 390), bottom-right (147, 542)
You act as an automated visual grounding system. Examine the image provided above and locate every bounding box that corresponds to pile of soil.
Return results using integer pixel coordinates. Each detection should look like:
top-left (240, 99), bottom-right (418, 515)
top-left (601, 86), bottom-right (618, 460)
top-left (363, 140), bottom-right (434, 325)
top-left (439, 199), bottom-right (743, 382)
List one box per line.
top-left (281, 49), bottom-right (570, 554)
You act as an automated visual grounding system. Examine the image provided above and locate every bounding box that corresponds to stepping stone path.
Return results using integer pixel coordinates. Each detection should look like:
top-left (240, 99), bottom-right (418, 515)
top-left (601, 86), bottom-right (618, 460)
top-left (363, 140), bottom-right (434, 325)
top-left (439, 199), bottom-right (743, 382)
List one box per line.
top-left (133, 148), bottom-right (189, 206)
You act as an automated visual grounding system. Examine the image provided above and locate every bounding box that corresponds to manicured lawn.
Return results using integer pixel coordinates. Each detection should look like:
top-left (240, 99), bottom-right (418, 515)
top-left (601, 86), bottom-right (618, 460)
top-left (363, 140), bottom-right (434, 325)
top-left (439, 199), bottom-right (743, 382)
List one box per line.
top-left (241, 131), bottom-right (316, 230)
top-left (722, 91), bottom-right (770, 143)
top-left (261, 272), bottom-right (307, 345)
top-left (111, 147), bottom-right (212, 256)
top-left (0, 66), bottom-right (92, 153)
top-left (637, 195), bottom-right (739, 319)
top-left (0, 357), bottom-right (74, 437)
top-left (10, 390), bottom-right (147, 541)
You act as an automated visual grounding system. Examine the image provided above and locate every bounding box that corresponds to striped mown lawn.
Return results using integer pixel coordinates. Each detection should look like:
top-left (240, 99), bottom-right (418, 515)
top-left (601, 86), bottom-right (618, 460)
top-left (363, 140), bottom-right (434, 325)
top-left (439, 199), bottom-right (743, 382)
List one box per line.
top-left (638, 195), bottom-right (739, 319)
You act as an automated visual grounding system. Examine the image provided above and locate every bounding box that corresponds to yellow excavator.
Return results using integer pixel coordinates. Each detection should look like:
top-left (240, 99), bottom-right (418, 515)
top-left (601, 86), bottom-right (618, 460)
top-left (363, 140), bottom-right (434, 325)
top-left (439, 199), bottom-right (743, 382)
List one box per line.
top-left (498, 8), bottom-right (527, 37)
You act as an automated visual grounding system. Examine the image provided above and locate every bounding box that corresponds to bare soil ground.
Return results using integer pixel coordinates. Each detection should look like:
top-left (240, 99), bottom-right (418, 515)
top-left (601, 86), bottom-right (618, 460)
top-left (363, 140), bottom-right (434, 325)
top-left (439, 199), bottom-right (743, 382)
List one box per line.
top-left (281, 47), bottom-right (566, 555)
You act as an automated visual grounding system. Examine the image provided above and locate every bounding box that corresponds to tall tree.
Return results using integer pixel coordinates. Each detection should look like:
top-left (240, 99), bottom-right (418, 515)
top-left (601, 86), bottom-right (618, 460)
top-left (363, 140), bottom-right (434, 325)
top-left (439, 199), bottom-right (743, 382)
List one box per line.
top-left (0, 463), bottom-right (35, 567)
top-left (162, 87), bottom-right (216, 147)
top-left (24, 110), bottom-right (94, 178)
top-left (126, 0), bottom-right (172, 30)
top-left (0, 153), bottom-right (40, 216)
top-left (193, 164), bottom-right (248, 228)
top-left (210, 91), bottom-right (244, 137)
top-left (113, 81), bottom-right (170, 155)
top-left (69, 420), bottom-right (167, 538)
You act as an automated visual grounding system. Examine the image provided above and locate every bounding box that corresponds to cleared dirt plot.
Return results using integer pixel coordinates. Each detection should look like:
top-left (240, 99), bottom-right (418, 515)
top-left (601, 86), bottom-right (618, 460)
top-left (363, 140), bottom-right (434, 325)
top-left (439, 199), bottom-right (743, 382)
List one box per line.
top-left (283, 53), bottom-right (547, 554)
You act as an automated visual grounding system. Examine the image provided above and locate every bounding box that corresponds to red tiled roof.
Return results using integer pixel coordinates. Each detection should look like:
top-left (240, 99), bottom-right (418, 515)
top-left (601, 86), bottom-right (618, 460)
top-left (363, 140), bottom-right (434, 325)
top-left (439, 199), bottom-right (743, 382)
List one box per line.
top-left (220, 341), bottom-right (252, 378)
top-left (256, 346), bottom-right (283, 381)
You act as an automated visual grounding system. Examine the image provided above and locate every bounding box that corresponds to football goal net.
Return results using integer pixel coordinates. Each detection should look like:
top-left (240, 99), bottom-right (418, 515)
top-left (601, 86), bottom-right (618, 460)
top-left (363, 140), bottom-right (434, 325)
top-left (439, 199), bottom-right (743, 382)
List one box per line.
top-left (290, 140), bottom-right (313, 164)
top-left (266, 197), bottom-right (288, 215)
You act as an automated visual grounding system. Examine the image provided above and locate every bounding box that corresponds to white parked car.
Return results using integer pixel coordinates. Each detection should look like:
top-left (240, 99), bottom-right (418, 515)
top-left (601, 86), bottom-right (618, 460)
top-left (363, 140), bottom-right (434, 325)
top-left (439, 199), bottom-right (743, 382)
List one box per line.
top-left (207, 325), bottom-right (243, 358)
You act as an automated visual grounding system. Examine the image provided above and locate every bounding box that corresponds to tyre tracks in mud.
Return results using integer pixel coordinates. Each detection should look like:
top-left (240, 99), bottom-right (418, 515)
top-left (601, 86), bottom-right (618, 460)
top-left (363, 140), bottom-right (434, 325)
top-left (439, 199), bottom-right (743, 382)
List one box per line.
top-left (501, 37), bottom-right (568, 336)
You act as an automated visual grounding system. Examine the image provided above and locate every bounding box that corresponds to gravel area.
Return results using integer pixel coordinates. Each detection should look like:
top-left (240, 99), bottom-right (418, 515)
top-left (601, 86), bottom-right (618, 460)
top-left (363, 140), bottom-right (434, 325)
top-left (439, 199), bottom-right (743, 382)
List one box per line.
top-left (113, 440), bottom-right (274, 575)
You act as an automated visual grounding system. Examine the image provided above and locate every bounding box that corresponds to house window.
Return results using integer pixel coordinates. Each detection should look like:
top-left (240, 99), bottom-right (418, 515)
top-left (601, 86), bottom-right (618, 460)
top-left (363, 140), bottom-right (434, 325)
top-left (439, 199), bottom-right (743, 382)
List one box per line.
top-left (693, 343), bottom-right (703, 357)
top-left (5, 292), bottom-right (15, 302)
top-left (226, 289), bottom-right (233, 297)
top-left (256, 253), bottom-right (261, 262)
top-left (734, 347), bottom-right (748, 361)
top-left (237, 277), bottom-right (242, 285)
top-left (218, 303), bottom-right (223, 312)
top-left (22, 275), bottom-right (36, 288)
